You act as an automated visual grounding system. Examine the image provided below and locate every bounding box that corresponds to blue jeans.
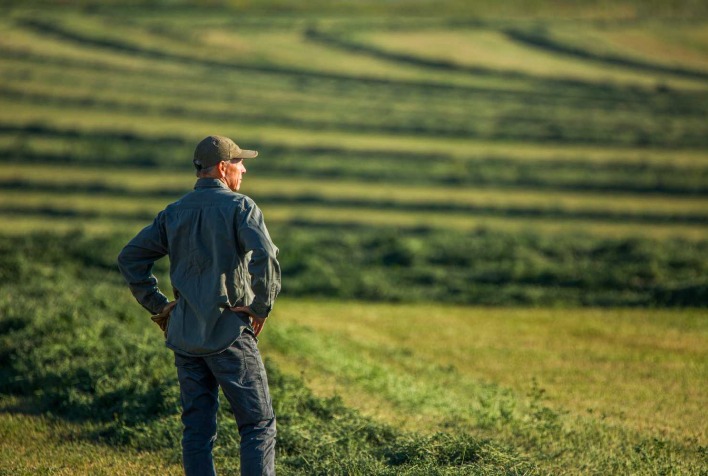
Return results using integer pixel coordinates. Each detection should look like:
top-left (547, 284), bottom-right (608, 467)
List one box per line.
top-left (174, 329), bottom-right (276, 476)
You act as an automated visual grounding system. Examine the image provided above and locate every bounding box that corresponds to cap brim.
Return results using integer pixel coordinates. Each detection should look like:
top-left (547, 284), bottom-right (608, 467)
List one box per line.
top-left (234, 149), bottom-right (258, 159)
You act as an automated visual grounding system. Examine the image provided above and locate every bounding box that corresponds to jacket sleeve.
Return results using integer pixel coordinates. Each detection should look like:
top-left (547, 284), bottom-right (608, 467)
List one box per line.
top-left (236, 199), bottom-right (281, 318)
top-left (117, 211), bottom-right (170, 315)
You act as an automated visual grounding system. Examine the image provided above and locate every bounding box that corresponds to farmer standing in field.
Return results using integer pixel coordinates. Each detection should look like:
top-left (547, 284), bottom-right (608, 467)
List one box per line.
top-left (117, 135), bottom-right (281, 476)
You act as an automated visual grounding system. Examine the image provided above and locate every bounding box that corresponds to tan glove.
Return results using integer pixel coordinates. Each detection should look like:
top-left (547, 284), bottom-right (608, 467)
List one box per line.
top-left (151, 301), bottom-right (177, 337)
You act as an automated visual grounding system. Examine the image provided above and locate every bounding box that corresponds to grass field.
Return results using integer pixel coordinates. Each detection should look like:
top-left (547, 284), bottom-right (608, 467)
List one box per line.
top-left (0, 0), bottom-right (707, 474)
top-left (2, 288), bottom-right (706, 474)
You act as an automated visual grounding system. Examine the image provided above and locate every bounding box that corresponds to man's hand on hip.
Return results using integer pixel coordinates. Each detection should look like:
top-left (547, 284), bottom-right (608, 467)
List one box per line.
top-left (230, 306), bottom-right (267, 337)
top-left (151, 300), bottom-right (177, 337)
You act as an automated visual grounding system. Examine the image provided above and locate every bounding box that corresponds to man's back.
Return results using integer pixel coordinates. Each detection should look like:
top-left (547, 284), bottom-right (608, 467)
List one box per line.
top-left (118, 177), bottom-right (280, 356)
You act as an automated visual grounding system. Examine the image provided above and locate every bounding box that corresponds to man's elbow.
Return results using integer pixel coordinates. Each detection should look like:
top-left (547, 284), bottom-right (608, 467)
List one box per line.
top-left (116, 246), bottom-right (133, 278)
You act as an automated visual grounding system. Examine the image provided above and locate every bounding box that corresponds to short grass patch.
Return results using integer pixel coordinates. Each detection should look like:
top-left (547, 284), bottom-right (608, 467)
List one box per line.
top-left (0, 397), bottom-right (183, 476)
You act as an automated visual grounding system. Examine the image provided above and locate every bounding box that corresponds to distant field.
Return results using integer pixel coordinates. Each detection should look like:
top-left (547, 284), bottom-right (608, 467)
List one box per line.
top-left (337, 28), bottom-right (708, 89)
top-left (530, 23), bottom-right (708, 73)
top-left (1, 164), bottom-right (707, 239)
top-left (1, 2), bottom-right (707, 474)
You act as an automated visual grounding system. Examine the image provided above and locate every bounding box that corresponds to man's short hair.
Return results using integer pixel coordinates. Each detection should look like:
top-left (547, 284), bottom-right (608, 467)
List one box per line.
top-left (196, 163), bottom-right (218, 177)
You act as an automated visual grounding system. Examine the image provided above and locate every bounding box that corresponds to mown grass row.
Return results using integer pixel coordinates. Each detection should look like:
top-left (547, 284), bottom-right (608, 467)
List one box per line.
top-left (8, 222), bottom-right (705, 309)
top-left (539, 22), bottom-right (708, 73)
top-left (307, 26), bottom-right (708, 90)
top-left (275, 224), bottom-right (708, 307)
top-left (1, 159), bottom-right (708, 240)
top-left (3, 15), bottom-right (707, 147)
top-left (5, 73), bottom-right (704, 150)
top-left (2, 128), bottom-right (708, 196)
top-left (4, 121), bottom-right (708, 165)
top-left (504, 27), bottom-right (708, 81)
top-left (2, 187), bottom-right (707, 230)
top-left (6, 0), bottom-right (707, 19)
top-left (4, 170), bottom-right (708, 215)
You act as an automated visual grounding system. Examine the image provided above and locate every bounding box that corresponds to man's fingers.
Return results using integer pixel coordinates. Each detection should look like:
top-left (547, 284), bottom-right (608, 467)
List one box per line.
top-left (252, 317), bottom-right (266, 336)
top-left (229, 306), bottom-right (267, 335)
top-left (163, 301), bottom-right (177, 314)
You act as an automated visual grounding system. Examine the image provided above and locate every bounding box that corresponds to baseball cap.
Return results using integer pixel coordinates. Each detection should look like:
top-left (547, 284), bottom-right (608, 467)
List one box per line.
top-left (193, 135), bottom-right (258, 170)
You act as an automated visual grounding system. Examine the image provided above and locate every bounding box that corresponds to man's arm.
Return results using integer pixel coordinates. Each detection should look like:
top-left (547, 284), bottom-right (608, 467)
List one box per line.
top-left (117, 212), bottom-right (170, 315)
top-left (234, 199), bottom-right (281, 323)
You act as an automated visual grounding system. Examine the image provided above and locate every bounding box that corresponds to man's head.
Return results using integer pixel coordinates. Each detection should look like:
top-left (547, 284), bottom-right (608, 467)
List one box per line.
top-left (193, 135), bottom-right (258, 191)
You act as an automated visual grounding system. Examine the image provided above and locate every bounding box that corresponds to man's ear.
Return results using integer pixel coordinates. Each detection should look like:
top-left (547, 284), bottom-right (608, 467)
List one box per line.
top-left (217, 160), bottom-right (228, 178)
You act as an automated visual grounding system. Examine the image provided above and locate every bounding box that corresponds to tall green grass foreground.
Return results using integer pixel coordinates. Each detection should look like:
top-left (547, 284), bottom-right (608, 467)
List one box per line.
top-left (0, 231), bottom-right (705, 474)
top-left (0, 232), bottom-right (529, 475)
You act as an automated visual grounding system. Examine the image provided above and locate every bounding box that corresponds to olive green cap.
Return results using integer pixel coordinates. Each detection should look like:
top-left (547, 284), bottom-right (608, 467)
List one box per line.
top-left (193, 135), bottom-right (258, 170)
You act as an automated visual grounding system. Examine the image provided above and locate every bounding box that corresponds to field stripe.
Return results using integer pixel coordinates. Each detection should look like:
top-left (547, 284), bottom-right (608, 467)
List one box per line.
top-left (5, 80), bottom-right (706, 148)
top-left (2, 122), bottom-right (707, 167)
top-left (306, 27), bottom-right (708, 90)
top-left (2, 146), bottom-right (706, 196)
top-left (4, 74), bottom-right (707, 152)
top-left (10, 19), bottom-right (537, 95)
top-left (505, 28), bottom-right (708, 81)
top-left (2, 171), bottom-right (707, 214)
top-left (1, 181), bottom-right (707, 226)
top-left (14, 17), bottom-right (708, 102)
top-left (1, 202), bottom-right (706, 240)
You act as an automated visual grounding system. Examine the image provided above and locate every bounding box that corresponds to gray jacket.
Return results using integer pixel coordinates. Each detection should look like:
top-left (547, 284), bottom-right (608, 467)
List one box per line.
top-left (118, 178), bottom-right (281, 356)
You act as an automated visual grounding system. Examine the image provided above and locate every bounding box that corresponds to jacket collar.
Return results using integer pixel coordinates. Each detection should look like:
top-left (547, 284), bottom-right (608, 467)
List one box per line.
top-left (194, 178), bottom-right (230, 190)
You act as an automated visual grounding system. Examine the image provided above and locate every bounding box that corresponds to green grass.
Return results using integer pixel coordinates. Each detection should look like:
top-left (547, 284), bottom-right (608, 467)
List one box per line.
top-left (2, 165), bottom-right (707, 241)
top-left (4, 13), bottom-right (707, 150)
top-left (521, 22), bottom-right (708, 75)
top-left (0, 399), bottom-right (183, 476)
top-left (264, 301), bottom-right (708, 445)
top-left (0, 235), bottom-right (705, 473)
top-left (344, 28), bottom-right (708, 90)
top-left (1, 2), bottom-right (707, 474)
top-left (3, 165), bottom-right (707, 215)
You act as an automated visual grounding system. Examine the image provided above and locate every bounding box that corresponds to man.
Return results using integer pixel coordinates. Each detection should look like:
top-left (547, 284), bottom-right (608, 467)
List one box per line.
top-left (117, 135), bottom-right (281, 476)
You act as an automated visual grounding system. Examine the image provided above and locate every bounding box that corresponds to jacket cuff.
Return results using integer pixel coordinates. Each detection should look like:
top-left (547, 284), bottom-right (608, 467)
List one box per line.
top-left (249, 302), bottom-right (271, 319)
top-left (142, 292), bottom-right (169, 315)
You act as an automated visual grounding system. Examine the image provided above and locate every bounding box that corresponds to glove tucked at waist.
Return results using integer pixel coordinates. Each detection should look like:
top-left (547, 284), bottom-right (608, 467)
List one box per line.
top-left (151, 301), bottom-right (177, 338)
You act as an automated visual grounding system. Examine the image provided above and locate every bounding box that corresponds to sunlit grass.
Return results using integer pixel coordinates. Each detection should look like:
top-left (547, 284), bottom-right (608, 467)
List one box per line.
top-left (0, 191), bottom-right (164, 216)
top-left (0, 397), bottom-right (182, 475)
top-left (2, 165), bottom-right (708, 217)
top-left (3, 13), bottom-right (533, 92)
top-left (0, 6), bottom-right (706, 473)
top-left (352, 28), bottom-right (708, 90)
top-left (0, 61), bottom-right (524, 131)
top-left (195, 29), bottom-right (498, 87)
top-left (0, 22), bottom-right (188, 76)
top-left (1, 105), bottom-right (707, 169)
top-left (0, 190), bottom-right (706, 241)
top-left (0, 215), bottom-right (146, 235)
top-left (263, 299), bottom-right (708, 446)
top-left (547, 22), bottom-right (708, 72)
top-left (263, 205), bottom-right (708, 240)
